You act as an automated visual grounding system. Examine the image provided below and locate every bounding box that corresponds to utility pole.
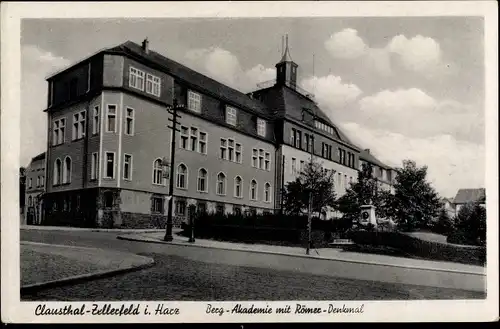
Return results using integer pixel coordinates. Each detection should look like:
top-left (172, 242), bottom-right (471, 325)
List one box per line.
top-left (164, 98), bottom-right (182, 242)
top-left (305, 108), bottom-right (316, 255)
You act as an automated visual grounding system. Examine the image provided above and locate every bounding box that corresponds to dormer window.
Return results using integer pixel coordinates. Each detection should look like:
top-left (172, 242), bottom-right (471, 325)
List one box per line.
top-left (188, 90), bottom-right (202, 113)
top-left (257, 118), bottom-right (266, 137)
top-left (129, 67), bottom-right (145, 91)
top-left (225, 106), bottom-right (237, 126)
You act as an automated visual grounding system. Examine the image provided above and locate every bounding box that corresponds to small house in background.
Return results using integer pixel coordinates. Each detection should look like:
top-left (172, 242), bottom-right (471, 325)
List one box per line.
top-left (25, 152), bottom-right (46, 225)
top-left (453, 188), bottom-right (486, 215)
top-left (441, 197), bottom-right (456, 218)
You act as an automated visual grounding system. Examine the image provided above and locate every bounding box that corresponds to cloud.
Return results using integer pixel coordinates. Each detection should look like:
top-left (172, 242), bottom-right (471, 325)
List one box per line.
top-left (388, 34), bottom-right (442, 74)
top-left (324, 28), bottom-right (367, 59)
top-left (324, 29), bottom-right (446, 77)
top-left (357, 88), bottom-right (484, 144)
top-left (185, 47), bottom-right (275, 92)
top-left (300, 75), bottom-right (362, 109)
top-left (340, 122), bottom-right (485, 197)
top-left (21, 45), bottom-right (71, 166)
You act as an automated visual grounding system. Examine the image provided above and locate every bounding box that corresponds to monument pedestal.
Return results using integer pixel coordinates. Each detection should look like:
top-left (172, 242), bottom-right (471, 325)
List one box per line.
top-left (359, 204), bottom-right (377, 228)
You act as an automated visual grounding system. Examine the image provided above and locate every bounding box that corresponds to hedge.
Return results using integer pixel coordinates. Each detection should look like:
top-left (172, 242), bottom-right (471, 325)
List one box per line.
top-left (348, 230), bottom-right (485, 266)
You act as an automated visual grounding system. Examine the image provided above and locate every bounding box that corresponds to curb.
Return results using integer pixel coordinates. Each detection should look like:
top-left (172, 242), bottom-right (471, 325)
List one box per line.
top-left (20, 246), bottom-right (156, 294)
top-left (117, 234), bottom-right (486, 277)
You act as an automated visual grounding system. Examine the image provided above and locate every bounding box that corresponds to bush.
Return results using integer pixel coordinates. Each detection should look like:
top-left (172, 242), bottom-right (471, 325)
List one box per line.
top-left (431, 208), bottom-right (455, 235)
top-left (452, 201), bottom-right (486, 246)
top-left (348, 230), bottom-right (485, 266)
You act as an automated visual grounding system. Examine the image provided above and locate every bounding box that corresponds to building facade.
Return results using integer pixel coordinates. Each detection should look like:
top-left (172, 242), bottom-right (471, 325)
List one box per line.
top-left (41, 38), bottom-right (394, 228)
top-left (25, 152), bottom-right (46, 225)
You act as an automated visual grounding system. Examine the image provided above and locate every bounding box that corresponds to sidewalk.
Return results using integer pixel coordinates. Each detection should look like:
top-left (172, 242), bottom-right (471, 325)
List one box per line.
top-left (118, 232), bottom-right (486, 275)
top-left (20, 241), bottom-right (155, 292)
top-left (20, 224), bottom-right (165, 233)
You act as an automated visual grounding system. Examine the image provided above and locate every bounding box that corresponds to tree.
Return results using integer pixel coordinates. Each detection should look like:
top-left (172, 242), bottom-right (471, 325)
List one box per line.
top-left (283, 159), bottom-right (336, 215)
top-left (334, 162), bottom-right (380, 225)
top-left (432, 207), bottom-right (455, 235)
top-left (454, 201), bottom-right (486, 245)
top-left (389, 160), bottom-right (441, 231)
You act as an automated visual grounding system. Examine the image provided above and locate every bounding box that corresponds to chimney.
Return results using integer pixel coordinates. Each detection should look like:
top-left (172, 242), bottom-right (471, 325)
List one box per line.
top-left (364, 148), bottom-right (370, 154)
top-left (142, 38), bottom-right (149, 53)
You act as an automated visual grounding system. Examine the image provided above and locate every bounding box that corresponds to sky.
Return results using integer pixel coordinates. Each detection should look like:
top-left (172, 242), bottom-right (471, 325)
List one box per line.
top-left (21, 17), bottom-right (485, 197)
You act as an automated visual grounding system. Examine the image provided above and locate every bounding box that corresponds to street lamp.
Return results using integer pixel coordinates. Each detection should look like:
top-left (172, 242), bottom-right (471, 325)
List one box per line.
top-left (164, 99), bottom-right (182, 242)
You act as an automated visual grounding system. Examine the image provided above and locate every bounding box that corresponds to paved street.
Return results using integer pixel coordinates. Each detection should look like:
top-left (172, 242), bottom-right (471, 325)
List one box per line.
top-left (21, 230), bottom-right (486, 301)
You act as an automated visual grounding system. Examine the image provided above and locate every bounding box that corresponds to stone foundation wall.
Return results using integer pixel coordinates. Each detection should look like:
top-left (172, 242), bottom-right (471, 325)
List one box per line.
top-left (120, 212), bottom-right (167, 229)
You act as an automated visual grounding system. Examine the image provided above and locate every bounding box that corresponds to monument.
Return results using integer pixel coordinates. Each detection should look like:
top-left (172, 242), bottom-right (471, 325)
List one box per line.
top-left (359, 204), bottom-right (377, 228)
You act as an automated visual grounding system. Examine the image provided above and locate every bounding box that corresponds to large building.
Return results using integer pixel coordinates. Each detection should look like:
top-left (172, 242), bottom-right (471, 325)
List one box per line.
top-left (25, 152), bottom-right (46, 225)
top-left (41, 38), bottom-right (394, 228)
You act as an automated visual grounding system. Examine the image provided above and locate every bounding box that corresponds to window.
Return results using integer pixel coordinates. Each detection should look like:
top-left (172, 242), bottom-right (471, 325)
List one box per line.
top-left (190, 127), bottom-right (198, 152)
top-left (305, 134), bottom-right (310, 152)
top-left (188, 90), bottom-right (202, 113)
top-left (257, 118), bottom-right (266, 137)
top-left (291, 158), bottom-right (296, 174)
top-left (264, 183), bottom-right (271, 203)
top-left (216, 172), bottom-right (226, 195)
top-left (129, 67), bottom-right (145, 90)
top-left (220, 138), bottom-right (227, 159)
top-left (63, 156), bottom-right (72, 184)
top-left (197, 202), bottom-right (207, 214)
top-left (250, 179), bottom-right (258, 200)
top-left (180, 126), bottom-right (189, 149)
top-left (290, 128), bottom-right (296, 146)
top-left (123, 154), bottom-right (132, 180)
top-left (328, 145), bottom-right (333, 160)
top-left (106, 105), bottom-right (117, 132)
top-left (36, 176), bottom-right (40, 188)
top-left (233, 206), bottom-right (242, 216)
top-left (72, 110), bottom-right (86, 140)
top-left (216, 203), bottom-right (225, 215)
top-left (175, 199), bottom-right (187, 216)
top-left (105, 152), bottom-right (115, 179)
top-left (151, 196), bottom-right (164, 214)
top-left (226, 106), bottom-right (237, 126)
top-left (92, 106), bottom-right (99, 135)
top-left (197, 168), bottom-right (208, 192)
top-left (52, 118), bottom-right (66, 146)
top-left (296, 130), bottom-right (302, 149)
top-left (228, 139), bottom-right (235, 162)
top-left (264, 152), bottom-right (270, 171)
top-left (234, 176), bottom-right (243, 198)
top-left (235, 143), bottom-right (242, 163)
top-left (125, 108), bottom-right (134, 135)
top-left (258, 149), bottom-right (264, 169)
top-left (28, 196), bottom-right (32, 207)
top-left (91, 152), bottom-right (99, 180)
top-left (338, 173), bottom-right (343, 190)
top-left (146, 73), bottom-right (161, 97)
top-left (53, 158), bottom-right (62, 185)
top-left (310, 135), bottom-right (314, 153)
top-left (176, 164), bottom-right (188, 189)
top-left (41, 176), bottom-right (45, 187)
top-left (28, 178), bottom-right (32, 189)
top-left (199, 132), bottom-right (207, 154)
top-left (152, 159), bottom-right (165, 185)
top-left (300, 160), bottom-right (305, 172)
top-left (252, 149), bottom-right (258, 167)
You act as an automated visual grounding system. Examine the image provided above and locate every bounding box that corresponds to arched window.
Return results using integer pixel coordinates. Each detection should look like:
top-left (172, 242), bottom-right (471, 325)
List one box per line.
top-left (264, 182), bottom-right (272, 202)
top-left (176, 164), bottom-right (188, 189)
top-left (153, 159), bottom-right (164, 185)
top-left (234, 176), bottom-right (242, 198)
top-left (216, 172), bottom-right (226, 195)
top-left (63, 156), bottom-right (72, 184)
top-left (197, 168), bottom-right (208, 192)
top-left (250, 179), bottom-right (258, 200)
top-left (53, 158), bottom-right (62, 185)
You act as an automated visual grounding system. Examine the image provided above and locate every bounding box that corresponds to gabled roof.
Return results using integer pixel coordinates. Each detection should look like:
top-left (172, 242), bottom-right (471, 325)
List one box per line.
top-left (253, 85), bottom-right (357, 149)
top-left (359, 149), bottom-right (392, 170)
top-left (31, 152), bottom-right (46, 162)
top-left (105, 41), bottom-right (271, 119)
top-left (453, 188), bottom-right (486, 204)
